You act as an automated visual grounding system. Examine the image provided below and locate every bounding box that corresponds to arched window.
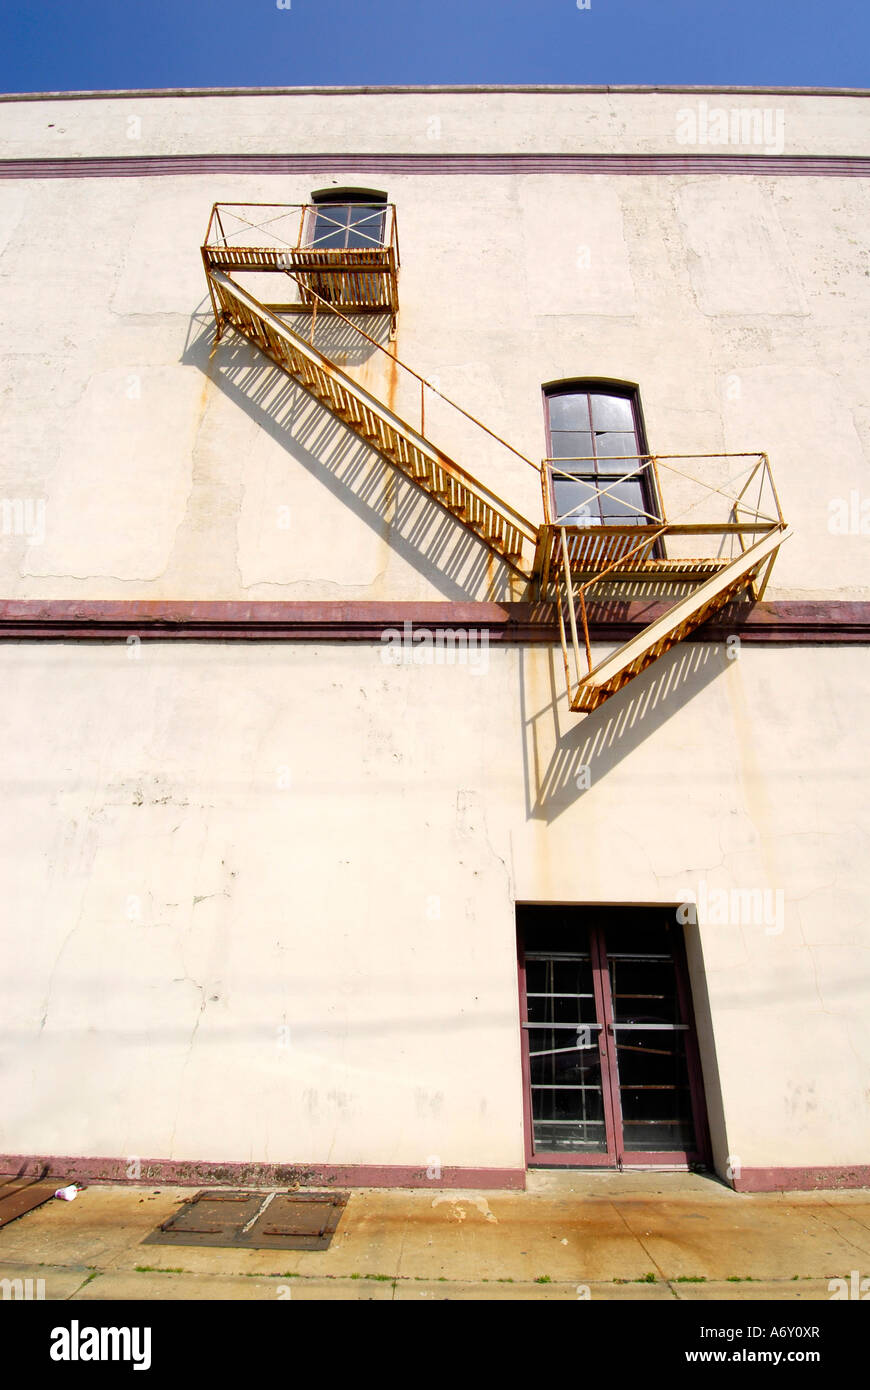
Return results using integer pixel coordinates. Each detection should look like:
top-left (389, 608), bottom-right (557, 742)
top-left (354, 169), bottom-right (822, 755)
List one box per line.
top-left (307, 187), bottom-right (388, 250)
top-left (543, 382), bottom-right (658, 527)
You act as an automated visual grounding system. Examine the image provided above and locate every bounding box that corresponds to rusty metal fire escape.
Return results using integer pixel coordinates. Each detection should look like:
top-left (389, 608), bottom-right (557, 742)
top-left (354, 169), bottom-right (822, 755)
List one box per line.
top-left (202, 203), bottom-right (790, 714)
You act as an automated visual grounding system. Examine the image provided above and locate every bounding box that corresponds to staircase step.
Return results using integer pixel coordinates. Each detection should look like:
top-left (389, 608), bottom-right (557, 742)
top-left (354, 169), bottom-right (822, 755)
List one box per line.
top-left (569, 531), bottom-right (788, 713)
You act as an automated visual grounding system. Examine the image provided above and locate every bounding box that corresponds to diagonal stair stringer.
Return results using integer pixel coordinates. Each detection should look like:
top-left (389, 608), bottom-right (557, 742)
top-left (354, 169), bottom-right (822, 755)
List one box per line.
top-left (207, 269), bottom-right (539, 578)
top-left (568, 525), bottom-right (791, 712)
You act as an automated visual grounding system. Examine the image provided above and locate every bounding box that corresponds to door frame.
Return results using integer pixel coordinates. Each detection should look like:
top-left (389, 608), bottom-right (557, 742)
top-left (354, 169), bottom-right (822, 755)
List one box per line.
top-left (517, 904), bottom-right (711, 1170)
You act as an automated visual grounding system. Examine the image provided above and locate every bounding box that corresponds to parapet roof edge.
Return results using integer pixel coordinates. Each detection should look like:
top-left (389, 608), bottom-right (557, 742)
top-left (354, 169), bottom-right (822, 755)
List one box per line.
top-left (0, 83), bottom-right (869, 102)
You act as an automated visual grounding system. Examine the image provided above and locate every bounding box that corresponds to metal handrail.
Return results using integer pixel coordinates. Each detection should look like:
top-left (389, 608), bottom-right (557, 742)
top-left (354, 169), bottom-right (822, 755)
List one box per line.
top-left (203, 202), bottom-right (401, 264)
top-left (541, 450), bottom-right (789, 695)
top-left (208, 269), bottom-right (538, 547)
top-left (541, 453), bottom-right (783, 531)
top-left (275, 266), bottom-right (541, 475)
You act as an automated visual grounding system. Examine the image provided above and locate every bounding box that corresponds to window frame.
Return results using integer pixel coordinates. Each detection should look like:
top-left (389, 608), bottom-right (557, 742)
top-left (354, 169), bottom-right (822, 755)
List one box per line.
top-left (306, 187), bottom-right (389, 252)
top-left (542, 380), bottom-right (662, 530)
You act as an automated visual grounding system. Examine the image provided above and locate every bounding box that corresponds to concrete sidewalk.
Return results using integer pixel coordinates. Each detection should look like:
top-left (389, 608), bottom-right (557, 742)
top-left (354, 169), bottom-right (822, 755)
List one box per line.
top-left (1, 1171), bottom-right (868, 1301)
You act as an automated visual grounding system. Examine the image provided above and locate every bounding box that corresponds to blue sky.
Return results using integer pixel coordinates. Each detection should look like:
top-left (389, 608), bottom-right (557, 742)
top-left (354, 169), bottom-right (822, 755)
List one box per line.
top-left (1, 0), bottom-right (867, 93)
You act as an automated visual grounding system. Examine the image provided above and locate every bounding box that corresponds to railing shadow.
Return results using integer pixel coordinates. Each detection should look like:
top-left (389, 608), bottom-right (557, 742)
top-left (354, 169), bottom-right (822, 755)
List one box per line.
top-left (298, 310), bottom-right (389, 368)
top-left (235, 298), bottom-right (389, 368)
top-left (182, 309), bottom-right (515, 601)
top-left (520, 638), bottom-right (730, 824)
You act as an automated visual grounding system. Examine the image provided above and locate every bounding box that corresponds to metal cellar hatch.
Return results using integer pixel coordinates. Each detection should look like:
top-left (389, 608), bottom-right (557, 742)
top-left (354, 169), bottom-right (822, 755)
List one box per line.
top-left (0, 1174), bottom-right (66, 1228)
top-left (144, 1190), bottom-right (349, 1252)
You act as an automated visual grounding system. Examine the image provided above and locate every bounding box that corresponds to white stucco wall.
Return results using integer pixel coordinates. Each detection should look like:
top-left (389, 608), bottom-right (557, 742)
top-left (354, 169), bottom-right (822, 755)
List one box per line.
top-left (1, 91), bottom-right (868, 1178)
top-left (1, 640), bottom-right (867, 1171)
top-left (1, 89), bottom-right (867, 159)
top-left (0, 93), bottom-right (868, 603)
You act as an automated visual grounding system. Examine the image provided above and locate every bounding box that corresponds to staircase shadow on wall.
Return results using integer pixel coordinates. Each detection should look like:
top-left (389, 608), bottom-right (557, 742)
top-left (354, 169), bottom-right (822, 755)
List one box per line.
top-left (520, 640), bottom-right (728, 824)
top-left (183, 311), bottom-right (513, 601)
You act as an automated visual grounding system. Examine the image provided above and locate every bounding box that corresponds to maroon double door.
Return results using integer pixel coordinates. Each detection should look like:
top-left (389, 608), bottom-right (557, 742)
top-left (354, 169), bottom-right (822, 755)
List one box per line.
top-left (518, 907), bottom-right (710, 1168)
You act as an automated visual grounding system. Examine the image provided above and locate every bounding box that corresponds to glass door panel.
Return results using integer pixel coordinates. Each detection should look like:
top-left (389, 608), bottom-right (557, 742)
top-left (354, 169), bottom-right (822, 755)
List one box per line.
top-left (525, 950), bottom-right (607, 1154)
top-left (612, 1026), bottom-right (696, 1152)
top-left (605, 923), bottom-right (699, 1156)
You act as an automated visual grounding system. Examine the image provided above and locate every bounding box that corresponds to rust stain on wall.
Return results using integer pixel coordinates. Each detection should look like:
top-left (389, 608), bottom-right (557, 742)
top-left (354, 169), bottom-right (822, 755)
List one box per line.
top-left (386, 336), bottom-right (400, 417)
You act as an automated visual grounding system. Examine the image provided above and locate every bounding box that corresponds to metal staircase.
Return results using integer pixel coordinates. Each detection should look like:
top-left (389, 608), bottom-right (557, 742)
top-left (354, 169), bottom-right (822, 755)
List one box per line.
top-left (540, 454), bottom-right (790, 712)
top-left (201, 202), bottom-right (790, 715)
top-left (205, 270), bottom-right (538, 576)
top-left (563, 528), bottom-right (787, 712)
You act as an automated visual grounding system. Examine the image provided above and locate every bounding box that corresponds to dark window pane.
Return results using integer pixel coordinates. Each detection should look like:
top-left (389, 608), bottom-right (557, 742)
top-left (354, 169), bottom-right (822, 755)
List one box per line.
top-left (528, 1029), bottom-right (601, 1080)
top-left (599, 478), bottom-right (649, 523)
top-left (313, 206), bottom-right (350, 228)
top-left (594, 431), bottom-right (640, 463)
top-left (553, 476), bottom-right (600, 524)
top-left (610, 960), bottom-right (680, 1027)
top-left (533, 1117), bottom-right (606, 1153)
top-left (526, 958), bottom-right (598, 1028)
top-left (590, 393), bottom-right (636, 432)
top-left (345, 230), bottom-right (377, 248)
top-left (523, 920), bottom-right (592, 955)
top-left (348, 207), bottom-right (384, 227)
top-left (310, 206), bottom-right (349, 248)
top-left (602, 923), bottom-right (673, 958)
top-left (532, 1089), bottom-right (604, 1127)
top-left (550, 430), bottom-right (593, 461)
top-left (548, 393), bottom-right (591, 431)
top-left (310, 228), bottom-right (349, 249)
top-left (345, 207), bottom-right (386, 248)
top-left (620, 1120), bottom-right (694, 1151)
top-left (615, 1029), bottom-right (694, 1151)
top-left (319, 206), bottom-right (349, 221)
top-left (529, 1022), bottom-right (607, 1152)
top-left (310, 204), bottom-right (385, 249)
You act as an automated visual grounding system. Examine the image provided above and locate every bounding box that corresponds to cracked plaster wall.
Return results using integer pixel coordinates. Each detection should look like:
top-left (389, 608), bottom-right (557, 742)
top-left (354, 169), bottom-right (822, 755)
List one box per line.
top-left (0, 105), bottom-right (868, 601)
top-left (0, 641), bottom-right (867, 1170)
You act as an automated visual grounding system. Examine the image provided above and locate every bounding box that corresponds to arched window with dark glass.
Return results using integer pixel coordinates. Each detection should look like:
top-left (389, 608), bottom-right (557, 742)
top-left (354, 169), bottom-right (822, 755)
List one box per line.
top-left (543, 383), bottom-right (658, 527)
top-left (306, 187), bottom-right (388, 250)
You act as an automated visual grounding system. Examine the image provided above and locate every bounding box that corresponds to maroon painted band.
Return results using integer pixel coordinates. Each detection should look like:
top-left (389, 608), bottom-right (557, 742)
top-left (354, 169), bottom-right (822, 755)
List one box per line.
top-left (2, 154), bottom-right (870, 180)
top-left (0, 1154), bottom-right (525, 1191)
top-left (0, 600), bottom-right (867, 643)
top-left (3, 1153), bottom-right (866, 1191)
top-left (730, 1167), bottom-right (870, 1192)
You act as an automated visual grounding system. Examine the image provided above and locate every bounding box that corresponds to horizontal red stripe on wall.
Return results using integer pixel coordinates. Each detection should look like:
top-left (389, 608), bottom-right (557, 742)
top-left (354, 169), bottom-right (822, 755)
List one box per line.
top-left (2, 154), bottom-right (870, 179)
top-left (0, 600), bottom-right (867, 643)
top-left (731, 1167), bottom-right (870, 1192)
top-left (3, 1153), bottom-right (867, 1192)
top-left (1, 1154), bottom-right (525, 1191)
